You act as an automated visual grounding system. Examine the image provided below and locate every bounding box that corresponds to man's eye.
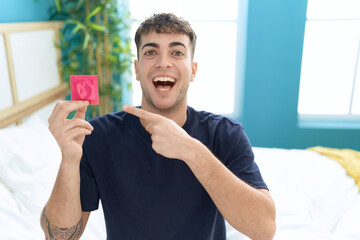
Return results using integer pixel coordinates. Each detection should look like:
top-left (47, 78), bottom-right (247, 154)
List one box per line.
top-left (172, 51), bottom-right (184, 56)
top-left (145, 51), bottom-right (156, 56)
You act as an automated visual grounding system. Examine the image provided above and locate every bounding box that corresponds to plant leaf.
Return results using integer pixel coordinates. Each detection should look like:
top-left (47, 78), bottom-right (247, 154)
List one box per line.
top-left (59, 32), bottom-right (67, 48)
top-left (72, 23), bottom-right (86, 34)
top-left (65, 20), bottom-right (86, 34)
top-left (106, 54), bottom-right (118, 62)
top-left (88, 23), bottom-right (107, 32)
top-left (65, 19), bottom-right (82, 26)
top-left (83, 32), bottom-right (90, 50)
top-left (85, 6), bottom-right (103, 22)
top-left (54, 0), bottom-right (61, 12)
top-left (76, 0), bottom-right (84, 10)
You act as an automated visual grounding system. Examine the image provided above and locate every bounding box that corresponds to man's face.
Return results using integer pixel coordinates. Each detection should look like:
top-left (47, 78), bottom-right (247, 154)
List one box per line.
top-left (134, 32), bottom-right (197, 112)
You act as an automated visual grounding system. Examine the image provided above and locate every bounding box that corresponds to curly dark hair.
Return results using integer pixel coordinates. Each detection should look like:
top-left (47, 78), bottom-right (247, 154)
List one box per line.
top-left (135, 13), bottom-right (197, 60)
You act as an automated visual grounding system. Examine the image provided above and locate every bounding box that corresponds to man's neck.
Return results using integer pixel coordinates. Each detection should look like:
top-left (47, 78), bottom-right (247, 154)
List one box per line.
top-left (140, 102), bottom-right (188, 127)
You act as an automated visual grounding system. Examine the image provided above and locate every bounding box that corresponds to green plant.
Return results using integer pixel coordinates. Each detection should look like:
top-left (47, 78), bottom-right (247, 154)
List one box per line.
top-left (49, 0), bottom-right (133, 120)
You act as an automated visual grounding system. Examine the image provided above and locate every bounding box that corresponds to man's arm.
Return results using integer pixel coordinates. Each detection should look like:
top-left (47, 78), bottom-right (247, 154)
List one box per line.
top-left (123, 106), bottom-right (276, 240)
top-left (41, 161), bottom-right (90, 240)
top-left (40, 101), bottom-right (93, 240)
top-left (182, 140), bottom-right (276, 240)
top-left (41, 208), bottom-right (90, 240)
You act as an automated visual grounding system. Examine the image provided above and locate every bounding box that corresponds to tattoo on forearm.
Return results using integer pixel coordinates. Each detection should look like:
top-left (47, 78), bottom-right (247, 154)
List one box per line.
top-left (41, 209), bottom-right (83, 240)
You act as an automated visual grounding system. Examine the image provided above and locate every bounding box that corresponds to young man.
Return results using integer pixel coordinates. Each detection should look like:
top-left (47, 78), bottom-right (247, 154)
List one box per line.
top-left (41, 13), bottom-right (276, 240)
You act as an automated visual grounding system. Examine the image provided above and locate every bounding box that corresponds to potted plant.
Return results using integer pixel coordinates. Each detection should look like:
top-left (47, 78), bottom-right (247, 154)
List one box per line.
top-left (48, 0), bottom-right (133, 119)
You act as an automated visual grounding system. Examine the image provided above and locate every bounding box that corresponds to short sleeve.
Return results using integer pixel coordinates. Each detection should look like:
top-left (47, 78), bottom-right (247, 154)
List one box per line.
top-left (80, 149), bottom-right (100, 211)
top-left (224, 125), bottom-right (268, 190)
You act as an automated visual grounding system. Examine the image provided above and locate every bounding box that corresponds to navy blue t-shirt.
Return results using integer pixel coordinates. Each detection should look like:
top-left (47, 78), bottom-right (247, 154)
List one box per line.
top-left (80, 106), bottom-right (267, 240)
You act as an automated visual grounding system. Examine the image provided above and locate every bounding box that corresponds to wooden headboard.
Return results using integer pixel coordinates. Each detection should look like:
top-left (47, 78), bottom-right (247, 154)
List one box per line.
top-left (0, 21), bottom-right (67, 128)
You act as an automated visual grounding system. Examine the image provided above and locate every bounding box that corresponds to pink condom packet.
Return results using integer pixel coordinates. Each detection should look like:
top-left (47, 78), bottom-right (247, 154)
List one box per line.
top-left (70, 75), bottom-right (99, 105)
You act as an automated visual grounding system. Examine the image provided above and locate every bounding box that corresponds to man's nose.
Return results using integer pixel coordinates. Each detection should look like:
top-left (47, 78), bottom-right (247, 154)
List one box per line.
top-left (156, 54), bottom-right (172, 68)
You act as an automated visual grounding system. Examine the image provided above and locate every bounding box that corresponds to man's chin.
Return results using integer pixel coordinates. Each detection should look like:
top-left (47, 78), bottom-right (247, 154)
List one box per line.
top-left (142, 94), bottom-right (186, 113)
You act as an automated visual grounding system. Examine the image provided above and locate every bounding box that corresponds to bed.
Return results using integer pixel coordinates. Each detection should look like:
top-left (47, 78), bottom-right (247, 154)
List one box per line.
top-left (1, 21), bottom-right (359, 240)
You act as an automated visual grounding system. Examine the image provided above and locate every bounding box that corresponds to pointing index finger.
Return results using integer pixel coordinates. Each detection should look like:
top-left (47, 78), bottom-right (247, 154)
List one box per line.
top-left (123, 105), bottom-right (155, 120)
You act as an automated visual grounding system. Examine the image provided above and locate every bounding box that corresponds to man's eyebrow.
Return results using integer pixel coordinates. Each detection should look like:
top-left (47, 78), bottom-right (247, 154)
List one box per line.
top-left (141, 43), bottom-right (159, 50)
top-left (169, 42), bottom-right (187, 49)
top-left (141, 42), bottom-right (187, 51)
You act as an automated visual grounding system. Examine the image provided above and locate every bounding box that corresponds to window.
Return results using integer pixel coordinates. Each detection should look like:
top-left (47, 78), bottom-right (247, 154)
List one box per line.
top-left (129, 0), bottom-right (247, 115)
top-left (298, 0), bottom-right (360, 127)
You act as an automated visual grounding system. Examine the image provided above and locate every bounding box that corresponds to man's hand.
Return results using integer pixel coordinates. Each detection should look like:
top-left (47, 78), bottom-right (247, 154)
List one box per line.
top-left (123, 105), bottom-right (195, 160)
top-left (48, 101), bottom-right (93, 162)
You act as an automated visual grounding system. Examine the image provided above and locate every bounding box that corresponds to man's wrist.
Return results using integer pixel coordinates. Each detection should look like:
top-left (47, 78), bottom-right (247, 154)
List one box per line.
top-left (60, 156), bottom-right (81, 172)
top-left (180, 137), bottom-right (209, 166)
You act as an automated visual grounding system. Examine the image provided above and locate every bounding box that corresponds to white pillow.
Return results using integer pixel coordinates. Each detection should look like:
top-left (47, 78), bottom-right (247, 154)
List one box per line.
top-left (0, 115), bottom-right (61, 219)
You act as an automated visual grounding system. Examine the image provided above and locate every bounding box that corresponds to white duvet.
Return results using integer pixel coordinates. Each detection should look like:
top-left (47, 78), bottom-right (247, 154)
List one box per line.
top-left (0, 115), bottom-right (359, 239)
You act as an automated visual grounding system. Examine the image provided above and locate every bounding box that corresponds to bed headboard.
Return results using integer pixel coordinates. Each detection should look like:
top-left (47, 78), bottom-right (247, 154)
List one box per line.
top-left (0, 21), bottom-right (67, 128)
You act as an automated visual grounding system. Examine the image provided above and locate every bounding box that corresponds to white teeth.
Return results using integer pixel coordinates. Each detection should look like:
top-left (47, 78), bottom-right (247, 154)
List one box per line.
top-left (158, 86), bottom-right (171, 91)
top-left (153, 77), bottom-right (175, 82)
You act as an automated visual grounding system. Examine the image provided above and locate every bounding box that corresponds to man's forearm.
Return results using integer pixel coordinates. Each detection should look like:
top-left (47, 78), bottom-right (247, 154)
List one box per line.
top-left (41, 160), bottom-right (83, 239)
top-left (41, 208), bottom-right (83, 240)
top-left (182, 139), bottom-right (276, 240)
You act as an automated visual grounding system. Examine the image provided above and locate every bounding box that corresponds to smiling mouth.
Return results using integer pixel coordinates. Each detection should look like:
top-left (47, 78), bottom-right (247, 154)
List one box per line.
top-left (153, 76), bottom-right (176, 92)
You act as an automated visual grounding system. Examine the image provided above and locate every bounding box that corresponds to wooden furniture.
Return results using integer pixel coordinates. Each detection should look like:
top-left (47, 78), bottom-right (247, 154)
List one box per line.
top-left (0, 21), bottom-right (66, 128)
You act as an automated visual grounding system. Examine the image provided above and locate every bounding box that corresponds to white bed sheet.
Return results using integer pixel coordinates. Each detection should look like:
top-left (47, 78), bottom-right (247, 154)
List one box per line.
top-left (254, 147), bottom-right (360, 240)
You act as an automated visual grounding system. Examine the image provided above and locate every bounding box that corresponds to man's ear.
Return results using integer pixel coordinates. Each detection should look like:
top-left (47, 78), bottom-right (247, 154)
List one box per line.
top-left (134, 60), bottom-right (140, 81)
top-left (190, 62), bottom-right (198, 82)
